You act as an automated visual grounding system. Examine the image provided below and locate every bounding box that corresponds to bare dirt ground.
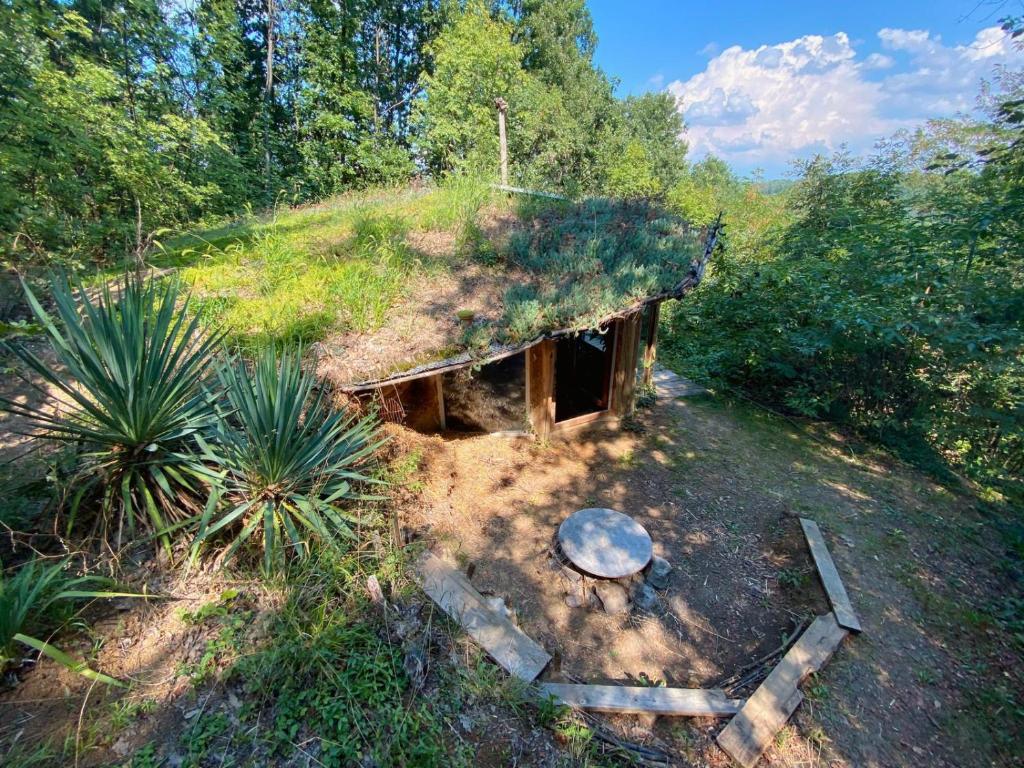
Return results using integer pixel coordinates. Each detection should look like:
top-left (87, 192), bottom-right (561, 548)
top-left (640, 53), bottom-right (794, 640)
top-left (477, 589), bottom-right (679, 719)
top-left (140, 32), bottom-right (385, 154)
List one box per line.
top-left (395, 393), bottom-right (1023, 767)
top-left (2, 366), bottom-right (1020, 766)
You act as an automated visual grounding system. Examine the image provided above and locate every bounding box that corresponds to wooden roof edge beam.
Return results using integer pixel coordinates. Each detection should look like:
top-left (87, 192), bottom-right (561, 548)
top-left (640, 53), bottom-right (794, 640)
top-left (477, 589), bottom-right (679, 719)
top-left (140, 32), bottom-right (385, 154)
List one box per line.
top-left (800, 518), bottom-right (862, 633)
top-left (672, 211), bottom-right (724, 296)
top-left (538, 683), bottom-right (742, 716)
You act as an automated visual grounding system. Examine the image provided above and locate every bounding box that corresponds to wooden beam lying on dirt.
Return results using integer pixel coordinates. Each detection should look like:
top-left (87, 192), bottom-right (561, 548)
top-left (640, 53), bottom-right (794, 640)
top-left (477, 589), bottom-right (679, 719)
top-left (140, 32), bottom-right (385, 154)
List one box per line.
top-left (717, 613), bottom-right (848, 768)
top-left (800, 518), bottom-right (862, 632)
top-left (416, 552), bottom-right (551, 682)
top-left (539, 683), bottom-right (741, 716)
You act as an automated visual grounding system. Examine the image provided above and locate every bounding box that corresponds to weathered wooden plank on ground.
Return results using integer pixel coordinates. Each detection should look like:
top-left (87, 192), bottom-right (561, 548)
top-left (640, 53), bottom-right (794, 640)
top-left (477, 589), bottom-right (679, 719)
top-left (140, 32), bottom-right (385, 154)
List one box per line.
top-left (716, 613), bottom-right (847, 768)
top-left (800, 518), bottom-right (862, 632)
top-left (540, 683), bottom-right (741, 716)
top-left (650, 366), bottom-right (707, 398)
top-left (416, 552), bottom-right (551, 682)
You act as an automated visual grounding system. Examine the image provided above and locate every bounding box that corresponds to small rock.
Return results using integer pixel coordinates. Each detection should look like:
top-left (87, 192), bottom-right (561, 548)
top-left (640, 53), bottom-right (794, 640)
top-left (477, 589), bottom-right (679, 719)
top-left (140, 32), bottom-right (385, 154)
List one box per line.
top-left (635, 712), bottom-right (658, 729)
top-left (631, 583), bottom-right (659, 611)
top-left (564, 593), bottom-right (583, 609)
top-left (485, 596), bottom-right (511, 619)
top-left (403, 646), bottom-right (427, 690)
top-left (112, 738), bottom-right (130, 757)
top-left (594, 582), bottom-right (630, 614)
top-left (646, 556), bottom-right (672, 589)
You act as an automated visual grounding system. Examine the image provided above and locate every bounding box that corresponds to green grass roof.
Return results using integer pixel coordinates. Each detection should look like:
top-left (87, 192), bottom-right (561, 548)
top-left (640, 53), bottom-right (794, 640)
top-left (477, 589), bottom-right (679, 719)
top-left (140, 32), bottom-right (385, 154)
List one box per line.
top-left (149, 180), bottom-right (708, 384)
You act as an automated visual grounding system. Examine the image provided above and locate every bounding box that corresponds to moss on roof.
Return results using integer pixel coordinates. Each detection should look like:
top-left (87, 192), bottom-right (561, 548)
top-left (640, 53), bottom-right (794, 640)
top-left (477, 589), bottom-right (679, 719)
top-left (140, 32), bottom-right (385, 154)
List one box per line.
top-left (152, 180), bottom-right (708, 385)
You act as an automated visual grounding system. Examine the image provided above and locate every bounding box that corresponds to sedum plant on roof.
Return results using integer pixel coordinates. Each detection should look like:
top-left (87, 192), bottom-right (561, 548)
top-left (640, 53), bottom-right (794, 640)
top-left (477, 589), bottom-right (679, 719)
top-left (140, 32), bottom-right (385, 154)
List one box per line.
top-left (1, 275), bottom-right (223, 553)
top-left (192, 346), bottom-right (385, 573)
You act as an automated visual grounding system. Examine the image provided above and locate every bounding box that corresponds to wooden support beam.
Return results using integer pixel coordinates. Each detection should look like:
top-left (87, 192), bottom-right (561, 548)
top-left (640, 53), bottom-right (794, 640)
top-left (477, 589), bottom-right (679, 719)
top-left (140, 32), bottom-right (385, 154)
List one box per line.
top-left (612, 312), bottom-right (642, 416)
top-left (800, 519), bottom-right (862, 632)
top-left (540, 683), bottom-right (741, 716)
top-left (416, 552), bottom-right (551, 682)
top-left (526, 340), bottom-right (555, 440)
top-left (717, 613), bottom-right (847, 768)
top-left (641, 302), bottom-right (660, 390)
top-left (433, 374), bottom-right (446, 430)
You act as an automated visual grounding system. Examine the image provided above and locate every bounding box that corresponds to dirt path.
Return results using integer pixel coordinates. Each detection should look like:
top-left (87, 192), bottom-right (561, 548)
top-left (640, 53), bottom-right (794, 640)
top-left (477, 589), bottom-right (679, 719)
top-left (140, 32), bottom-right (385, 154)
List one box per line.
top-left (398, 394), bottom-right (1022, 767)
top-left (2, 384), bottom-right (1019, 766)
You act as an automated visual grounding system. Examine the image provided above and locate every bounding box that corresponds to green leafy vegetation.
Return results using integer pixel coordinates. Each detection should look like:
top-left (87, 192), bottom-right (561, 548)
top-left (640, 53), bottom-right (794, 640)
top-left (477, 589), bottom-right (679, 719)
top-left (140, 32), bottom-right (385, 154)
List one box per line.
top-left (2, 276), bottom-right (222, 550)
top-left (192, 347), bottom-right (384, 572)
top-left (663, 73), bottom-right (1024, 498)
top-left (1, 0), bottom-right (685, 271)
top-left (1, 558), bottom-right (141, 686)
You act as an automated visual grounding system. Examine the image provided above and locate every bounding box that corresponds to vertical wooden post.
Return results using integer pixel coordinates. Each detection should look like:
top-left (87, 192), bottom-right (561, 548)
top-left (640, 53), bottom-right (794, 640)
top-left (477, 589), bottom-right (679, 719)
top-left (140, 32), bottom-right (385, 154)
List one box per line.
top-left (526, 340), bottom-right (555, 440)
top-left (433, 374), bottom-right (446, 430)
top-left (495, 97), bottom-right (509, 186)
top-left (263, 0), bottom-right (275, 193)
top-left (642, 302), bottom-right (660, 390)
top-left (612, 313), bottom-right (642, 417)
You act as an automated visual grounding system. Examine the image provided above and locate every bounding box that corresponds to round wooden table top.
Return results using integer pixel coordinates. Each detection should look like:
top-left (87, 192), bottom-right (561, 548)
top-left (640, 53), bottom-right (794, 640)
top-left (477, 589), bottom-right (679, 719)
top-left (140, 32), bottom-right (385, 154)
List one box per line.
top-left (557, 508), bottom-right (653, 579)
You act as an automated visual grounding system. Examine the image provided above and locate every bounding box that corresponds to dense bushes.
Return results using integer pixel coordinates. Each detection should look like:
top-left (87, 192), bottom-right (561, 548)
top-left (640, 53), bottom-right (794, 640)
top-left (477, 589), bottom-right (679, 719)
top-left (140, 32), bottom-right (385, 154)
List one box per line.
top-left (664, 86), bottom-right (1023, 492)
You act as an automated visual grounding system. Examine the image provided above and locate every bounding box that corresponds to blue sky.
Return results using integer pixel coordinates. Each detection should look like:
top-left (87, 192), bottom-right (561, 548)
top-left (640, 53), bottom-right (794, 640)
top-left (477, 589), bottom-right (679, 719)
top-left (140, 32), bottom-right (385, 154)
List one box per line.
top-left (588, 0), bottom-right (1024, 175)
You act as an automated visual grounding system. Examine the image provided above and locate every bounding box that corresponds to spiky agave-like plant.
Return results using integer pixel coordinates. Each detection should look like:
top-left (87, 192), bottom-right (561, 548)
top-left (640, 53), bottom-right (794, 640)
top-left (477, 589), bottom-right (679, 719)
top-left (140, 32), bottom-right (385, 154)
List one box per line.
top-left (192, 347), bottom-right (385, 572)
top-left (1, 275), bottom-right (223, 552)
top-left (1, 558), bottom-right (145, 686)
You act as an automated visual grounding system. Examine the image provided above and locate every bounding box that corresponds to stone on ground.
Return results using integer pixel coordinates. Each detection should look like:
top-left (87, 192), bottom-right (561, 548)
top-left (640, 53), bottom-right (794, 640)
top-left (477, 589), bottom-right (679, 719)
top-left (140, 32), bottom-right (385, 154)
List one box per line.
top-left (647, 556), bottom-right (672, 589)
top-left (632, 583), bottom-right (659, 611)
top-left (594, 582), bottom-right (630, 614)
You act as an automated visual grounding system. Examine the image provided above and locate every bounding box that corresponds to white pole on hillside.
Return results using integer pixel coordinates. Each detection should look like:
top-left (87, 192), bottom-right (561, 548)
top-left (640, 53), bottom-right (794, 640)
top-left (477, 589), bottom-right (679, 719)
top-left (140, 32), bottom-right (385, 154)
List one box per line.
top-left (495, 97), bottom-right (509, 186)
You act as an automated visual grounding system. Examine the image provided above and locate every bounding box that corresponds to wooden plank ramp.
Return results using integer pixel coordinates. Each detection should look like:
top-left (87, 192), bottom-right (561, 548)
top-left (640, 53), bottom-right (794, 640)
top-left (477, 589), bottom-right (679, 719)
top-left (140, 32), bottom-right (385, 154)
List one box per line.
top-left (800, 518), bottom-right (862, 632)
top-left (717, 613), bottom-right (847, 768)
top-left (650, 365), bottom-right (707, 398)
top-left (540, 683), bottom-right (741, 716)
top-left (416, 552), bottom-right (551, 682)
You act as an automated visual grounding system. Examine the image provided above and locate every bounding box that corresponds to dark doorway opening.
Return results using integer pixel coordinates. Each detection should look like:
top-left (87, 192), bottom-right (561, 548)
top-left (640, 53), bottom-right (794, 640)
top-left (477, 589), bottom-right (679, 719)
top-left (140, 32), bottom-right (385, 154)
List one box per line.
top-left (555, 329), bottom-right (614, 422)
top-left (442, 353), bottom-right (528, 433)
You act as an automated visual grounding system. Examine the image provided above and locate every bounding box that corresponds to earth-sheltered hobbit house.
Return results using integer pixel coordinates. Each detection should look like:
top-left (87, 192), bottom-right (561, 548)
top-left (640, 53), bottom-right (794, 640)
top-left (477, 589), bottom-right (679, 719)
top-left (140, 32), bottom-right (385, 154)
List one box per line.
top-left (316, 199), bottom-right (721, 440)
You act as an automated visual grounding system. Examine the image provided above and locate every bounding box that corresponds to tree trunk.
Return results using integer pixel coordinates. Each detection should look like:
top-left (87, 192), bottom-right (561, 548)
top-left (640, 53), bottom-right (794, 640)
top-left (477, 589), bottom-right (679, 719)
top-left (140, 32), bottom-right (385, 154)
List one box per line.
top-left (264, 0), bottom-right (275, 195)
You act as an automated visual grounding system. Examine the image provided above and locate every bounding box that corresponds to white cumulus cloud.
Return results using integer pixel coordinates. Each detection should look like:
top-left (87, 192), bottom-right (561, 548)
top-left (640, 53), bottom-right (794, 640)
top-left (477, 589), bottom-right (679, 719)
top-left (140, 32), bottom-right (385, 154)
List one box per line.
top-left (665, 26), bottom-right (1024, 173)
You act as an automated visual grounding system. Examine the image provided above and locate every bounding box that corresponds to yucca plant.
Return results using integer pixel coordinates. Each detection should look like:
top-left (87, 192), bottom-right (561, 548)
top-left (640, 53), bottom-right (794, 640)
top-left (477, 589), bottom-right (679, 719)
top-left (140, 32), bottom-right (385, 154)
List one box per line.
top-left (1, 275), bottom-right (223, 551)
top-left (192, 347), bottom-right (386, 572)
top-left (1, 558), bottom-right (144, 686)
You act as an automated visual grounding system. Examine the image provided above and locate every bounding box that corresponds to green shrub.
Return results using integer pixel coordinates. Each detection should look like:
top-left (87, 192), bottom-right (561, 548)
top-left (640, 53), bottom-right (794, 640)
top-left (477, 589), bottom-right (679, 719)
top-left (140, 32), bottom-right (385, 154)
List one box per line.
top-left (1, 275), bottom-right (222, 551)
top-left (192, 346), bottom-right (385, 572)
top-left (1, 558), bottom-right (143, 686)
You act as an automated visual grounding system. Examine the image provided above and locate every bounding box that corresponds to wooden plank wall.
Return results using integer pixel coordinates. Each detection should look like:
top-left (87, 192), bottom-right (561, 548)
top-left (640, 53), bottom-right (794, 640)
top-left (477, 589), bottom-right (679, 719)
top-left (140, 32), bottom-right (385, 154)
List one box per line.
top-left (526, 340), bottom-right (556, 440)
top-left (612, 311), bottom-right (643, 416)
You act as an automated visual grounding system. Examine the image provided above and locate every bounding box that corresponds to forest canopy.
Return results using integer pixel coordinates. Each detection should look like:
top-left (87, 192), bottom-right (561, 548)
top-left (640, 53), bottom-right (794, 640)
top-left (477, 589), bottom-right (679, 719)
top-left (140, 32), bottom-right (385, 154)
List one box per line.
top-left (0, 0), bottom-right (685, 266)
